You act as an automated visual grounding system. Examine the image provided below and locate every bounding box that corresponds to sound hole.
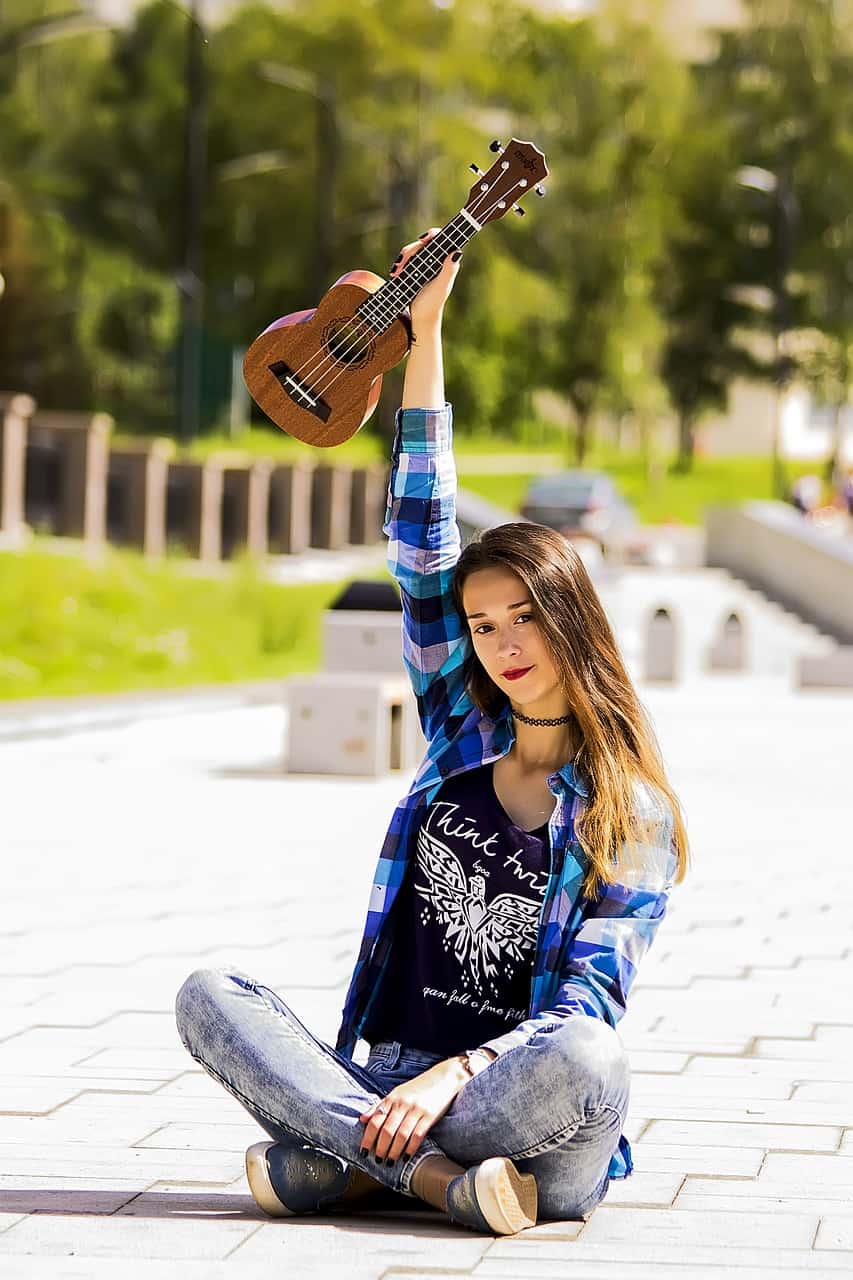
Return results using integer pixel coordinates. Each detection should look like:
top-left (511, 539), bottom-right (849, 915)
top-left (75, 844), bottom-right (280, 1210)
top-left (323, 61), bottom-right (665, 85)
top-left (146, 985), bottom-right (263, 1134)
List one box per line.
top-left (324, 319), bottom-right (373, 367)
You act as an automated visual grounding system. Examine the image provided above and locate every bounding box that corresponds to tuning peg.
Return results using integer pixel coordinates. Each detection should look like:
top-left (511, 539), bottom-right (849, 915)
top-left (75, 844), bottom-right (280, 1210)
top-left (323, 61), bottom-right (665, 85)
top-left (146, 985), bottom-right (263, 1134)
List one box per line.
top-left (535, 185), bottom-right (546, 197)
top-left (512, 204), bottom-right (526, 216)
top-left (489, 139), bottom-right (503, 152)
top-left (469, 162), bottom-right (485, 176)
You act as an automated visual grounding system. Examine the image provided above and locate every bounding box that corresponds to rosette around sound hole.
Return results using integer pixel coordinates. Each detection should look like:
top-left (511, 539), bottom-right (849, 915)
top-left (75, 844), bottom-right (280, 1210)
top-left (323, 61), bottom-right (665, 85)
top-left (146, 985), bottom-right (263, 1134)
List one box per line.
top-left (323, 318), bottom-right (375, 367)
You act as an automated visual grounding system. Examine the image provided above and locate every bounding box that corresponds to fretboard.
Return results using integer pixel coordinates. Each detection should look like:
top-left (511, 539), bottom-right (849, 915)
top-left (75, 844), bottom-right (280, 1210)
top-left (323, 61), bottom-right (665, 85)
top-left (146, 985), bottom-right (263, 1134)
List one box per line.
top-left (357, 210), bottom-right (481, 334)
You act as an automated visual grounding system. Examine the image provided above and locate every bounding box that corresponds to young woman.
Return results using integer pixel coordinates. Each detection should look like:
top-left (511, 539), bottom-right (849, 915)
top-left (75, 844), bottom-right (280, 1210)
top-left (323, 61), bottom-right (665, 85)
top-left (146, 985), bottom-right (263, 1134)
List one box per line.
top-left (174, 230), bottom-right (689, 1237)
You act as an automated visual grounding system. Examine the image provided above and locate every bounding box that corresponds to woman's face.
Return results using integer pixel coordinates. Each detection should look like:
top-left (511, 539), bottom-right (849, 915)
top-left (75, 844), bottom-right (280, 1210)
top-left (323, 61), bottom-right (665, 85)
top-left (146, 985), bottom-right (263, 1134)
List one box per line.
top-left (462, 565), bottom-right (566, 710)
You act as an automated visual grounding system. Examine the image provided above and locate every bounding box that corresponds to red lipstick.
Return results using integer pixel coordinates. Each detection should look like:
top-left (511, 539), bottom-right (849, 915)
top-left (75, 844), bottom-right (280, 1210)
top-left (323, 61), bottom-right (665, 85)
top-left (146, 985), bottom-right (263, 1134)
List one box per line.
top-left (502, 666), bottom-right (533, 681)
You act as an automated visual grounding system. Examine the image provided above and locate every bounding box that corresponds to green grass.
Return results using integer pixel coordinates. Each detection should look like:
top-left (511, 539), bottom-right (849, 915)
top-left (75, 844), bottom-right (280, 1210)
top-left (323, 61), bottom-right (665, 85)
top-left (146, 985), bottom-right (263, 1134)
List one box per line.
top-left (0, 542), bottom-right (356, 702)
top-left (458, 453), bottom-right (823, 525)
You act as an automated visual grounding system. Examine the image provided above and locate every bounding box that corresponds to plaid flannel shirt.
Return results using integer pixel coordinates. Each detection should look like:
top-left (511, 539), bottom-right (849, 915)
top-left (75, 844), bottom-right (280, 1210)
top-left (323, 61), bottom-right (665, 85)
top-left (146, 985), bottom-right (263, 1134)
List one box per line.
top-left (334, 402), bottom-right (679, 1181)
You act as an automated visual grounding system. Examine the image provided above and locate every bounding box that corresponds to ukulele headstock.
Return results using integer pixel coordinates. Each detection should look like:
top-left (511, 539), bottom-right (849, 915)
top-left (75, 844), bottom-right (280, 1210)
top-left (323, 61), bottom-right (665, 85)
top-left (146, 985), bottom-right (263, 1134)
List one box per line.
top-left (465, 139), bottom-right (548, 224)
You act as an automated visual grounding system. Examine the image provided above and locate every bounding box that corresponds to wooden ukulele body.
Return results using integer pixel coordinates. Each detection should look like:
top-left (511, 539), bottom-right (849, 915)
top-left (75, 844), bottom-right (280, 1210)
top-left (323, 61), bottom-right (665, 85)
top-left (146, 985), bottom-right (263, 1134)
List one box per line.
top-left (242, 270), bottom-right (411, 447)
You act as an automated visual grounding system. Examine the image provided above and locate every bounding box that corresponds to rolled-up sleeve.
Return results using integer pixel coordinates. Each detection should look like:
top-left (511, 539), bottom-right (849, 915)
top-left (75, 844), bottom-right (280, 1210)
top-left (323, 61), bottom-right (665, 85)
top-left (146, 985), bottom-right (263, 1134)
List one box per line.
top-left (383, 402), bottom-right (470, 743)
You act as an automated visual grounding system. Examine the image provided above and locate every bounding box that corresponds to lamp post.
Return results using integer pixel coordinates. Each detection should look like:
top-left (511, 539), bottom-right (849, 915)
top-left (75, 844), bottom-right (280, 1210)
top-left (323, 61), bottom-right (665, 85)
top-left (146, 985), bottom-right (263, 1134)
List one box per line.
top-left (177, 0), bottom-right (206, 442)
top-left (735, 164), bottom-right (799, 500)
top-left (260, 62), bottom-right (337, 302)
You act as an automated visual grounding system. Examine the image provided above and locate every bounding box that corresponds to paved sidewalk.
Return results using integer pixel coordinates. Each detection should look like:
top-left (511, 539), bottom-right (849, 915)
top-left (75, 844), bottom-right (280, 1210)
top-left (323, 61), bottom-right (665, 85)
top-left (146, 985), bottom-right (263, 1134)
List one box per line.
top-left (0, 672), bottom-right (851, 1278)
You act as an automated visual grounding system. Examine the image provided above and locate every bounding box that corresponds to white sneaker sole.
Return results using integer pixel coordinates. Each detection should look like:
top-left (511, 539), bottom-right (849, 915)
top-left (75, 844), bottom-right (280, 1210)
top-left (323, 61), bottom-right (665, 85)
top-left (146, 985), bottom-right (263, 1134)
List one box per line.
top-left (245, 1141), bottom-right (294, 1217)
top-left (474, 1156), bottom-right (538, 1234)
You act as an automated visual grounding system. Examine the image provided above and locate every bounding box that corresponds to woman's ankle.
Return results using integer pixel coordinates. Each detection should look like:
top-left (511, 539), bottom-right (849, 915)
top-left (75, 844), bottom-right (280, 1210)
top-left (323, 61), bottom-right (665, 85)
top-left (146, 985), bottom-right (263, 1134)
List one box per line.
top-left (410, 1153), bottom-right (466, 1211)
top-left (338, 1165), bottom-right (384, 1202)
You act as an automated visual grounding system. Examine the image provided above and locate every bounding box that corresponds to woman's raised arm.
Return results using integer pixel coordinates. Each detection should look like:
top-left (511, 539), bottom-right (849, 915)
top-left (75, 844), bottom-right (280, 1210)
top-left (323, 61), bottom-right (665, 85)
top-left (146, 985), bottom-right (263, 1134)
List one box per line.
top-left (383, 231), bottom-right (468, 745)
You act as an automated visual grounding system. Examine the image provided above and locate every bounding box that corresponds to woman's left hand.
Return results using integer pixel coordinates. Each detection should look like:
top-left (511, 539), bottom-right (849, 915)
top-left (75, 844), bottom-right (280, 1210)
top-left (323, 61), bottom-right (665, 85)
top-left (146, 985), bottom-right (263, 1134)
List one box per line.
top-left (359, 1058), bottom-right (466, 1162)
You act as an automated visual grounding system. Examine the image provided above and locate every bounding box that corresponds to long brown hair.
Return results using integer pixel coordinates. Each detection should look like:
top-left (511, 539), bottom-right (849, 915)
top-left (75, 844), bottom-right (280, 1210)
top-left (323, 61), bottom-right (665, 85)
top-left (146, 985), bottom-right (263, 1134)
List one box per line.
top-left (451, 522), bottom-right (689, 898)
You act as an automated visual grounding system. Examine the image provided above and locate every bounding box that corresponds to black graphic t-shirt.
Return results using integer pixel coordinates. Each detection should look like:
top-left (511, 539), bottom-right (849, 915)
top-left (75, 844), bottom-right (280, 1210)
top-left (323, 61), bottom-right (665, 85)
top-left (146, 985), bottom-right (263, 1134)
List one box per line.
top-left (364, 761), bottom-right (552, 1056)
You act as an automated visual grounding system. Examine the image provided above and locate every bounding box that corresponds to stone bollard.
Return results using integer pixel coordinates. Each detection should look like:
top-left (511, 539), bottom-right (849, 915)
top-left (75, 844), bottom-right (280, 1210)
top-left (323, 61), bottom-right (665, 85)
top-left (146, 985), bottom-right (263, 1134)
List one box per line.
top-left (643, 606), bottom-right (678, 682)
top-left (26, 410), bottom-right (112, 546)
top-left (311, 465), bottom-right (352, 550)
top-left (350, 464), bottom-right (389, 545)
top-left (166, 459), bottom-right (224, 562)
top-left (268, 461), bottom-right (314, 555)
top-left (107, 439), bottom-right (175, 559)
top-left (0, 393), bottom-right (35, 543)
top-left (221, 461), bottom-right (272, 559)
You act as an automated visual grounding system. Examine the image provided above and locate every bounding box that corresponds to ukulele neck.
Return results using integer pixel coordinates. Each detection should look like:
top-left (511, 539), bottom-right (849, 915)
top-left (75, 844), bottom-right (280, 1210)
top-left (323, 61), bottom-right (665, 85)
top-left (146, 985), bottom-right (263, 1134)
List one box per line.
top-left (358, 209), bottom-right (480, 334)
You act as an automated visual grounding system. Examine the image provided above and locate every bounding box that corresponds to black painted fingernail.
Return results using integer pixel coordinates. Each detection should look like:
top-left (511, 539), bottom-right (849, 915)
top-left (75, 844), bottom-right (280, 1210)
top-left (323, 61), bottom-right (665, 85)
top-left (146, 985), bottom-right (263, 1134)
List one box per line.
top-left (451, 251), bottom-right (462, 262)
top-left (418, 230), bottom-right (429, 238)
top-left (359, 1148), bottom-right (369, 1157)
top-left (384, 1157), bottom-right (395, 1166)
top-left (394, 253), bottom-right (403, 262)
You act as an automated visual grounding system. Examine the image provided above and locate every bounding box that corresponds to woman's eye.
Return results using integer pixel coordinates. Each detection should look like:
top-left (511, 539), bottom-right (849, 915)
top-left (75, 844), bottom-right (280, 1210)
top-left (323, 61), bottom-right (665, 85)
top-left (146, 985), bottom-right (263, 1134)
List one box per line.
top-left (473, 614), bottom-right (532, 636)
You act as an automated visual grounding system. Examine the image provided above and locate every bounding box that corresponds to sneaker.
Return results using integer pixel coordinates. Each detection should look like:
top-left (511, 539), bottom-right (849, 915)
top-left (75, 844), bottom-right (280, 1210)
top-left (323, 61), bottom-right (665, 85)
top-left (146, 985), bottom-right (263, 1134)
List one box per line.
top-left (245, 1141), bottom-right (352, 1217)
top-left (445, 1156), bottom-right (537, 1235)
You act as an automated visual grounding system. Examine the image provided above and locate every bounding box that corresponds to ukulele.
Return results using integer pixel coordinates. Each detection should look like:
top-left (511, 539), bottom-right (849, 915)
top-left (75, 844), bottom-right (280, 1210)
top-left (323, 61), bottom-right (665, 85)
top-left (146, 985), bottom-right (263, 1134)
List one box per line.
top-left (242, 138), bottom-right (548, 446)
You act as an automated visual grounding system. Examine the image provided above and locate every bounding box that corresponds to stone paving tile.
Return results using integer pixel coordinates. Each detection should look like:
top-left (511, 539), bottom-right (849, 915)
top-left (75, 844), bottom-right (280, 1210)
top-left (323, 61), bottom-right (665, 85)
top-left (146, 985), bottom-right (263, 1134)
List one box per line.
top-left (815, 1217), bottom-right (853, 1249)
top-left (629, 1101), bottom-right (853, 1126)
top-left (0, 1215), bottom-right (259, 1259)
top-left (640, 1118), bottom-right (842, 1151)
top-left (628, 1141), bottom-right (765, 1176)
top-left (480, 1241), bottom-right (853, 1270)
top-left (758, 1153), bottom-right (853, 1188)
top-left (684, 1055), bottom-right (853, 1083)
top-left (471, 1260), bottom-right (850, 1280)
top-left (677, 1175), bottom-right (853, 1205)
top-left (573, 1204), bottom-right (819, 1248)
top-left (226, 1215), bottom-right (491, 1268)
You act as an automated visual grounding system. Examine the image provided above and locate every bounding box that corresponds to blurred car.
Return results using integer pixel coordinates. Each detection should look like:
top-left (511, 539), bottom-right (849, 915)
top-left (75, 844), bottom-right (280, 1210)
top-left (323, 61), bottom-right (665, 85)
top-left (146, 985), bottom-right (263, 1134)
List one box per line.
top-left (520, 471), bottom-right (648, 563)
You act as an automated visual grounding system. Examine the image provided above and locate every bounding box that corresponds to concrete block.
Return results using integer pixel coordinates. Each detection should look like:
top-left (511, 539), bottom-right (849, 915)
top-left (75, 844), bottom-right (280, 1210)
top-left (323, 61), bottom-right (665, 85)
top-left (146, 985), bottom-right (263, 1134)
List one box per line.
top-left (284, 673), bottom-right (424, 775)
top-left (798, 647), bottom-right (853, 689)
top-left (322, 610), bottom-right (403, 675)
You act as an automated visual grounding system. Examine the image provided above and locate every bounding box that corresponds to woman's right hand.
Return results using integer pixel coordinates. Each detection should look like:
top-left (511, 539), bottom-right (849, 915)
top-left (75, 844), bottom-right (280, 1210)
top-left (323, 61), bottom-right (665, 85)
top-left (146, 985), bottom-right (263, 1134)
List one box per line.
top-left (391, 227), bottom-right (461, 330)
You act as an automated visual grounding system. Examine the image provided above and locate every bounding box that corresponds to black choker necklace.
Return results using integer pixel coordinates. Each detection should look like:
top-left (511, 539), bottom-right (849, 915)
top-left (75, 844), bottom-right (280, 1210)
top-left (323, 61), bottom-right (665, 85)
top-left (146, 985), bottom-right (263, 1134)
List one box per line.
top-left (511, 708), bottom-right (573, 727)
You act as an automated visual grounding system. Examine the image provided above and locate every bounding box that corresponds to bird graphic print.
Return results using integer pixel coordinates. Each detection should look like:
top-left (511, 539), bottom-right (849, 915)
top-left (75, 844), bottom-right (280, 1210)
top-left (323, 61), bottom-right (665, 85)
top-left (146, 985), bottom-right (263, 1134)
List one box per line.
top-left (413, 823), bottom-right (543, 994)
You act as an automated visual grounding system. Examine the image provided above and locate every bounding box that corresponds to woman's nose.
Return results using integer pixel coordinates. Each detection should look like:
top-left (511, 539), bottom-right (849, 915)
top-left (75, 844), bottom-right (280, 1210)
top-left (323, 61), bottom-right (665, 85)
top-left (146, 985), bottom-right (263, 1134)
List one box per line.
top-left (496, 632), bottom-right (522, 660)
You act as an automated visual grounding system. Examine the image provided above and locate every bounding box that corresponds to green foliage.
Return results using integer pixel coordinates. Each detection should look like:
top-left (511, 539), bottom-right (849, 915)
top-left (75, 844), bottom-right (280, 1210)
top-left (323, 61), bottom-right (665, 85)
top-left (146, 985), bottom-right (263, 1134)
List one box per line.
top-left (0, 543), bottom-right (352, 699)
top-left (2, 0), bottom-right (853, 461)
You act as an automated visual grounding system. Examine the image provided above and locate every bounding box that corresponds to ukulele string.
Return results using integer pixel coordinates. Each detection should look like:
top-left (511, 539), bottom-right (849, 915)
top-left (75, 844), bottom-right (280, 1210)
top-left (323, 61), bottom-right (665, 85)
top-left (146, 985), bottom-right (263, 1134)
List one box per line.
top-left (308, 185), bottom-right (518, 399)
top-left (283, 191), bottom-right (494, 398)
top-left (286, 178), bottom-right (525, 405)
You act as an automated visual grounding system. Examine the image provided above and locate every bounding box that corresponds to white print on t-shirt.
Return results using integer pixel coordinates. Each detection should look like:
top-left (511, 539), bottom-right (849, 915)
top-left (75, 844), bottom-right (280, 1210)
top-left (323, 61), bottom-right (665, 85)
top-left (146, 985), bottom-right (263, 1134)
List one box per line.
top-left (503, 848), bottom-right (550, 895)
top-left (413, 818), bottom-right (542, 995)
top-left (422, 984), bottom-right (527, 1023)
top-left (430, 802), bottom-right (501, 857)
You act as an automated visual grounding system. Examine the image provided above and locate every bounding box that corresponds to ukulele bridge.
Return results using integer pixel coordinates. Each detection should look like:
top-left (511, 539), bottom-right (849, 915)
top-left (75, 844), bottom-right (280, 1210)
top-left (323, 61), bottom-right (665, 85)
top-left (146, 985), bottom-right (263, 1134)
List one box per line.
top-left (268, 361), bottom-right (332, 424)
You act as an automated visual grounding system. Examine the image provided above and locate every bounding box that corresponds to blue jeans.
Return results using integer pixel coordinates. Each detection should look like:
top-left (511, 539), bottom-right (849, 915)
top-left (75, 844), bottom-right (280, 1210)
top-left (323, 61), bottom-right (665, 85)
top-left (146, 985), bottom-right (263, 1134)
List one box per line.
top-left (174, 966), bottom-right (630, 1221)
